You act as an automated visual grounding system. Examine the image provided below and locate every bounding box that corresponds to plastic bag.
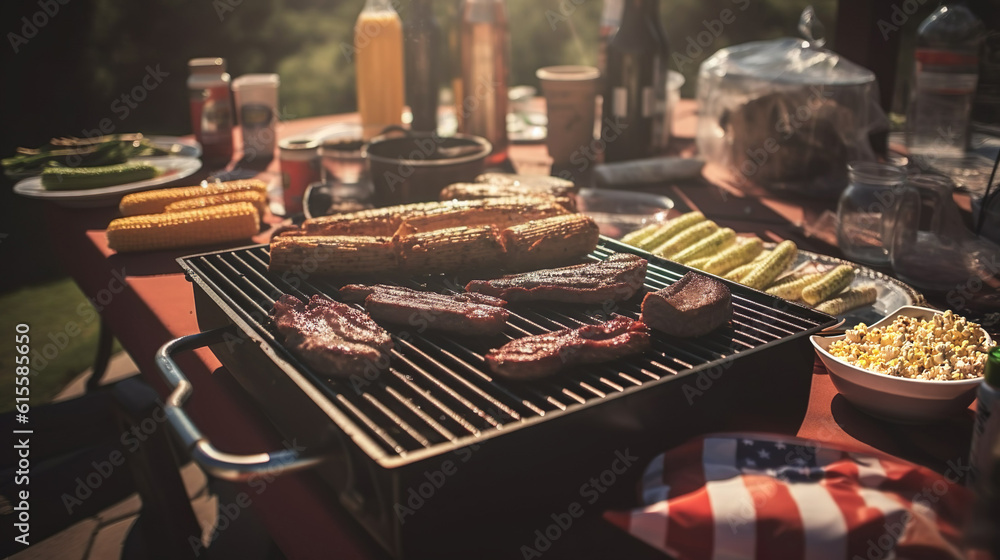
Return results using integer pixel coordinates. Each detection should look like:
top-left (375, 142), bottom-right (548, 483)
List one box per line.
top-left (696, 8), bottom-right (888, 198)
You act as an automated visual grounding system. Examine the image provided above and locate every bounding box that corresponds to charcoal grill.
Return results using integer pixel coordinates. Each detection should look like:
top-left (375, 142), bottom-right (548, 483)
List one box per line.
top-left (158, 237), bottom-right (837, 559)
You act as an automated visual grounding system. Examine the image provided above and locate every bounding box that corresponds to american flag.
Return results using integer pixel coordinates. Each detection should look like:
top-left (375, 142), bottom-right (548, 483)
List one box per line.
top-left (604, 433), bottom-right (974, 560)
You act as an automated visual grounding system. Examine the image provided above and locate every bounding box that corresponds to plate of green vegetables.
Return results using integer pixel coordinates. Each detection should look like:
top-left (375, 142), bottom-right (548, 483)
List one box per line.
top-left (619, 211), bottom-right (922, 323)
top-left (12, 156), bottom-right (202, 208)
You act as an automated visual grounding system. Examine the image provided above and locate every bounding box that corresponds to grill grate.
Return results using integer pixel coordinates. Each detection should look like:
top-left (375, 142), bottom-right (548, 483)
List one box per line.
top-left (182, 239), bottom-right (833, 461)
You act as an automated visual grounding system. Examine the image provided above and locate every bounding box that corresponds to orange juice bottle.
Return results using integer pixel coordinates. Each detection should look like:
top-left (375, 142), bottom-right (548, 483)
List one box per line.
top-left (355, 0), bottom-right (405, 140)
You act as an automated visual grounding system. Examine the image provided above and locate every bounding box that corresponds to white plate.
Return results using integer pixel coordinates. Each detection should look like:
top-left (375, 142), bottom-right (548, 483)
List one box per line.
top-left (13, 156), bottom-right (203, 208)
top-left (775, 245), bottom-right (924, 326)
top-left (576, 188), bottom-right (674, 239)
top-left (144, 135), bottom-right (202, 159)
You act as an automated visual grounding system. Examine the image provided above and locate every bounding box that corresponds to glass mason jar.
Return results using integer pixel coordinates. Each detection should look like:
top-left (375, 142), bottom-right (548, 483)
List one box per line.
top-left (836, 162), bottom-right (906, 266)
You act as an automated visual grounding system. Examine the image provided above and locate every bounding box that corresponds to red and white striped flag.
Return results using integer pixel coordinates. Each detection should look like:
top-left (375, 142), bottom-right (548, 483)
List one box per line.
top-left (604, 433), bottom-right (974, 560)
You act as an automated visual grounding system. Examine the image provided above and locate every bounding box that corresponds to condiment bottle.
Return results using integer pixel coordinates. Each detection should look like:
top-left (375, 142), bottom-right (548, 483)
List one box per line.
top-left (459, 0), bottom-right (510, 165)
top-left (601, 0), bottom-right (664, 163)
top-left (188, 58), bottom-right (235, 164)
top-left (355, 0), bottom-right (406, 140)
top-left (970, 345), bottom-right (1000, 490)
top-left (404, 0), bottom-right (442, 133)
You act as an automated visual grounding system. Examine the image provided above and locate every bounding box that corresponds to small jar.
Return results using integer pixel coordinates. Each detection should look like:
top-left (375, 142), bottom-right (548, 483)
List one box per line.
top-left (836, 162), bottom-right (906, 266)
top-left (188, 58), bottom-right (234, 164)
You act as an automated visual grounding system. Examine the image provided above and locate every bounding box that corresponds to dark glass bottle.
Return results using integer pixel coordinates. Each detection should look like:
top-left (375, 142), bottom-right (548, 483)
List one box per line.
top-left (601, 0), bottom-right (663, 163)
top-left (649, 0), bottom-right (671, 153)
top-left (404, 0), bottom-right (441, 133)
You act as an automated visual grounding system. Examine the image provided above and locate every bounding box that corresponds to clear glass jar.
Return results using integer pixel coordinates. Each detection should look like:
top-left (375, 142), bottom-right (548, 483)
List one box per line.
top-left (836, 162), bottom-right (906, 266)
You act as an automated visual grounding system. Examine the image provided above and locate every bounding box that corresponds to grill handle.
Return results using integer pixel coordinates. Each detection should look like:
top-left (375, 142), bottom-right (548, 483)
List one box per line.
top-left (157, 327), bottom-right (324, 482)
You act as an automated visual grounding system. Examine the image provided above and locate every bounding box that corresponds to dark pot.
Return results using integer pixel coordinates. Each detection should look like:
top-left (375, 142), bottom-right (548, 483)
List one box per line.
top-left (365, 132), bottom-right (492, 206)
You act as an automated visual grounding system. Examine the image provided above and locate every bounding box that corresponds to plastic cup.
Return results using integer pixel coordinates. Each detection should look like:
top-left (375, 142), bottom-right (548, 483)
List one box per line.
top-left (232, 74), bottom-right (280, 161)
top-left (536, 66), bottom-right (600, 167)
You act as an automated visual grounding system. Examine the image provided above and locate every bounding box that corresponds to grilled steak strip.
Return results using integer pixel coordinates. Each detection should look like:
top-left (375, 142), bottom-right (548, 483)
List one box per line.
top-left (271, 294), bottom-right (393, 377)
top-left (641, 272), bottom-right (732, 338)
top-left (340, 284), bottom-right (509, 336)
top-left (486, 316), bottom-right (650, 380)
top-left (465, 253), bottom-right (647, 304)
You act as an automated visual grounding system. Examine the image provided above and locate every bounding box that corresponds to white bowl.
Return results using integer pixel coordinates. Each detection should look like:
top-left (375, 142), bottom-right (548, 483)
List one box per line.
top-left (811, 306), bottom-right (988, 424)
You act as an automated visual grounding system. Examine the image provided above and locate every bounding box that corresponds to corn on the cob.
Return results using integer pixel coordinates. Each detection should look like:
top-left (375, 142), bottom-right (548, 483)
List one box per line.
top-left (439, 183), bottom-right (577, 210)
top-left (801, 265), bottom-right (856, 305)
top-left (673, 228), bottom-right (736, 264)
top-left (814, 285), bottom-right (877, 316)
top-left (119, 179), bottom-right (267, 216)
top-left (621, 222), bottom-right (664, 247)
top-left (686, 256), bottom-right (713, 270)
top-left (398, 225), bottom-right (505, 275)
top-left (399, 197), bottom-right (568, 234)
top-left (501, 214), bottom-right (600, 271)
top-left (164, 190), bottom-right (268, 217)
top-left (701, 238), bottom-right (764, 275)
top-left (740, 240), bottom-right (797, 290)
top-left (268, 235), bottom-right (398, 275)
top-left (636, 212), bottom-right (708, 251)
top-left (724, 250), bottom-right (772, 282)
top-left (765, 271), bottom-right (826, 300)
top-left (652, 220), bottom-right (719, 258)
top-left (107, 202), bottom-right (259, 253)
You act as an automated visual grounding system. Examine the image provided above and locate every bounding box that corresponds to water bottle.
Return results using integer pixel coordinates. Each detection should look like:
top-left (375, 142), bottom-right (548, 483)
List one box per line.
top-left (906, 3), bottom-right (985, 159)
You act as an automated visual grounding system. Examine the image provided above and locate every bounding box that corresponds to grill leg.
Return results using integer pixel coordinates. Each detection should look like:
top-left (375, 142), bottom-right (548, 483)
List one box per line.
top-left (86, 317), bottom-right (115, 392)
top-left (113, 378), bottom-right (203, 560)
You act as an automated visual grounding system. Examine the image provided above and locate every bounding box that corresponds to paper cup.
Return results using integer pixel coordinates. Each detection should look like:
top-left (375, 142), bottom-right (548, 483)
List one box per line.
top-left (536, 66), bottom-right (600, 166)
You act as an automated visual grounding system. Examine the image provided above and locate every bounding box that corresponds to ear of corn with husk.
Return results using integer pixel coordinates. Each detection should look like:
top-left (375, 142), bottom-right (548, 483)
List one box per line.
top-left (118, 179), bottom-right (267, 216)
top-left (107, 202), bottom-right (260, 253)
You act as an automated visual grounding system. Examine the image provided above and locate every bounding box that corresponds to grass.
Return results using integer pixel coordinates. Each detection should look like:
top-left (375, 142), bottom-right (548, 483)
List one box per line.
top-left (0, 278), bottom-right (121, 413)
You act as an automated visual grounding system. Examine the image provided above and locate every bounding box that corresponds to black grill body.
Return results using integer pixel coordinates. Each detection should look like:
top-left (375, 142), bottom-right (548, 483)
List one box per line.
top-left (179, 238), bottom-right (836, 559)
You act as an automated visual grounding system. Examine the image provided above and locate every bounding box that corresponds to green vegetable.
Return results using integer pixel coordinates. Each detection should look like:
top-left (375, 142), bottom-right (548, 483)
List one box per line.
top-left (41, 162), bottom-right (159, 191)
top-left (801, 265), bottom-right (855, 305)
top-left (636, 212), bottom-right (707, 251)
top-left (814, 285), bottom-right (877, 315)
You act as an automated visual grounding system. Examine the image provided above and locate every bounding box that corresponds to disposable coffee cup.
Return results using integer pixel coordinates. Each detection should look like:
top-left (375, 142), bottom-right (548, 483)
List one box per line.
top-left (536, 66), bottom-right (600, 167)
top-left (232, 74), bottom-right (280, 161)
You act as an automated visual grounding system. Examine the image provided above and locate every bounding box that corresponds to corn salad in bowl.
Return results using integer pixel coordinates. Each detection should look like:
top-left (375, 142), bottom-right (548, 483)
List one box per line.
top-left (811, 306), bottom-right (992, 423)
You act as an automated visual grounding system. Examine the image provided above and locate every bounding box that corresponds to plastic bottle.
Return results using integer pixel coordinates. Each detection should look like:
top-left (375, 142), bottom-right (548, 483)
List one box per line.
top-left (906, 3), bottom-right (985, 158)
top-left (970, 345), bottom-right (1000, 490)
top-left (601, 0), bottom-right (663, 163)
top-left (459, 0), bottom-right (510, 165)
top-left (355, 0), bottom-right (406, 140)
top-left (404, 0), bottom-right (442, 133)
top-left (188, 58), bottom-right (235, 164)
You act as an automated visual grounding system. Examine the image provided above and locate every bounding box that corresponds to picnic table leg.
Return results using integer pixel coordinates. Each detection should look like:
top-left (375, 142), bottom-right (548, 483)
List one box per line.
top-left (113, 378), bottom-right (203, 560)
top-left (86, 317), bottom-right (115, 392)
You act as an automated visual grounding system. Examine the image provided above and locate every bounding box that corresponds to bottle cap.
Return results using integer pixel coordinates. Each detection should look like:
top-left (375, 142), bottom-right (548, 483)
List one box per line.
top-left (189, 57), bottom-right (227, 74)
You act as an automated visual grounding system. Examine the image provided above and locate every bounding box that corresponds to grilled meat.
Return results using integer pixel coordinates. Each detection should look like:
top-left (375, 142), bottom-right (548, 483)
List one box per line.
top-left (466, 253), bottom-right (647, 304)
top-left (486, 316), bottom-right (650, 379)
top-left (271, 294), bottom-right (393, 377)
top-left (339, 285), bottom-right (509, 336)
top-left (641, 272), bottom-right (732, 337)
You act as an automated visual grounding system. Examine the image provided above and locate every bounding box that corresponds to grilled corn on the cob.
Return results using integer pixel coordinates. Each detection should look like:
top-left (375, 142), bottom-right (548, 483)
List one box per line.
top-left (765, 271), bottom-right (826, 300)
top-left (724, 250), bottom-right (772, 282)
top-left (398, 225), bottom-right (505, 275)
top-left (501, 214), bottom-right (600, 271)
top-left (107, 202), bottom-right (259, 253)
top-left (814, 285), bottom-right (877, 316)
top-left (119, 180), bottom-right (267, 216)
top-left (269, 235), bottom-right (398, 276)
